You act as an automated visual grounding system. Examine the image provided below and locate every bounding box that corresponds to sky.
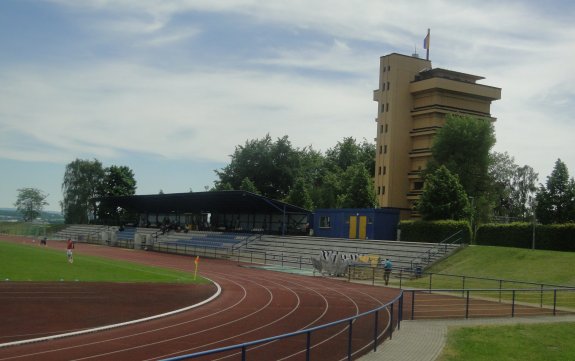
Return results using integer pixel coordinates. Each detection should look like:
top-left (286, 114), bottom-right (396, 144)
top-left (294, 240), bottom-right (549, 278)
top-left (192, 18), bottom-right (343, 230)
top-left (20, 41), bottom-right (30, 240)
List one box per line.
top-left (1, 0), bottom-right (574, 212)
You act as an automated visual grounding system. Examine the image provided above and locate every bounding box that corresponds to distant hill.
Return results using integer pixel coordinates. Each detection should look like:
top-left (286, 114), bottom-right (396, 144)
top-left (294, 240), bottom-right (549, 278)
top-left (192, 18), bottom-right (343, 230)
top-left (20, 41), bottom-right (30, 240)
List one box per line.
top-left (0, 208), bottom-right (64, 224)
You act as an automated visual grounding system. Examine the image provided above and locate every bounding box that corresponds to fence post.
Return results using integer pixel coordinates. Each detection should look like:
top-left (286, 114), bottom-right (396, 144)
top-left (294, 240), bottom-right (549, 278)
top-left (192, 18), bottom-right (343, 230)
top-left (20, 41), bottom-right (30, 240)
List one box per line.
top-left (553, 289), bottom-right (557, 316)
top-left (411, 291), bottom-right (416, 320)
top-left (300, 256), bottom-right (302, 269)
top-left (540, 284), bottom-right (544, 308)
top-left (372, 267), bottom-right (375, 286)
top-left (348, 266), bottom-right (352, 282)
top-left (429, 273), bottom-right (433, 292)
top-left (306, 331), bottom-right (311, 361)
top-left (373, 310), bottom-right (379, 352)
top-left (512, 290), bottom-right (516, 317)
top-left (241, 345), bottom-right (246, 361)
top-left (465, 290), bottom-right (470, 319)
top-left (389, 303), bottom-right (394, 340)
top-left (462, 276), bottom-right (466, 298)
top-left (399, 268), bottom-right (403, 289)
top-left (499, 279), bottom-right (503, 303)
top-left (347, 320), bottom-right (353, 361)
top-left (398, 293), bottom-right (403, 329)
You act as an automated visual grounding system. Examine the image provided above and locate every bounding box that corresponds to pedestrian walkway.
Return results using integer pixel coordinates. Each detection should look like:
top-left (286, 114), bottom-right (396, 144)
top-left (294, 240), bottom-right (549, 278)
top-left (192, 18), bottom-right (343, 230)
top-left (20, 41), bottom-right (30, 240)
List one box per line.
top-left (359, 315), bottom-right (575, 361)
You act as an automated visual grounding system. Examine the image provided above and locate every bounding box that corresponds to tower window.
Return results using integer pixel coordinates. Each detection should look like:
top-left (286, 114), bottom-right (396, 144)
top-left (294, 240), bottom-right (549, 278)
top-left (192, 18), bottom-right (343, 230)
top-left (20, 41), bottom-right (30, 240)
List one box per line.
top-left (384, 145), bottom-right (387, 154)
top-left (385, 124), bottom-right (388, 133)
top-left (383, 166), bottom-right (387, 175)
top-left (379, 145), bottom-right (383, 154)
top-left (378, 166), bottom-right (382, 175)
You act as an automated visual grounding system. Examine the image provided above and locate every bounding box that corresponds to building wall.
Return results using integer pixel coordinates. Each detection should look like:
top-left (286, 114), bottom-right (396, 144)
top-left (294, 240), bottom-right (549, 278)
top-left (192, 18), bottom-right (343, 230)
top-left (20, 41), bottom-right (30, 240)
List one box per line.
top-left (373, 54), bottom-right (431, 210)
top-left (313, 208), bottom-right (400, 241)
top-left (373, 53), bottom-right (501, 217)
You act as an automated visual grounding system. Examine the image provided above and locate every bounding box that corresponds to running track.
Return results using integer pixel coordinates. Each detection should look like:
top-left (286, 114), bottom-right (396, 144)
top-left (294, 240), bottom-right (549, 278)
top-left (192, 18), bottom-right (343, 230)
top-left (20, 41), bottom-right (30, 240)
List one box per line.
top-left (0, 241), bottom-right (400, 361)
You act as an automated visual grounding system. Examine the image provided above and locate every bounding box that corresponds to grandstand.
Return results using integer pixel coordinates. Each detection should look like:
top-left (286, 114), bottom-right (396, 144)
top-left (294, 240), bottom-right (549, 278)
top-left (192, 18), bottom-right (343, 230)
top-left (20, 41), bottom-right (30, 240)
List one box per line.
top-left (52, 224), bottom-right (462, 275)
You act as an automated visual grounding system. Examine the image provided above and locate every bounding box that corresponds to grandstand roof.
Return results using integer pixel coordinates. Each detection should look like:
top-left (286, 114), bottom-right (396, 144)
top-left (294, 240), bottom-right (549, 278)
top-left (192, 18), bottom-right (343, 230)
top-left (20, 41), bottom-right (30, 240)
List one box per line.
top-left (93, 190), bottom-right (311, 215)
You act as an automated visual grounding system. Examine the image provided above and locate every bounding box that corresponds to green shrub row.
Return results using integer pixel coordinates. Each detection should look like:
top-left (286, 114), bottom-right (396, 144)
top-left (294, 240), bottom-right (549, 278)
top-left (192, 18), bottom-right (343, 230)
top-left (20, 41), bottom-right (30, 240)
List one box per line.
top-left (476, 223), bottom-right (575, 251)
top-left (398, 220), bottom-right (472, 244)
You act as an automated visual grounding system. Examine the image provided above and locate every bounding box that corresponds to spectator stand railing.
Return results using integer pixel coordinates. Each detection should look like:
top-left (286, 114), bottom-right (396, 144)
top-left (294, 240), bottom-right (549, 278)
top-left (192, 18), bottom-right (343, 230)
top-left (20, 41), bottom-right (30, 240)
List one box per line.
top-left (408, 230), bottom-right (465, 272)
top-left (160, 290), bottom-right (404, 361)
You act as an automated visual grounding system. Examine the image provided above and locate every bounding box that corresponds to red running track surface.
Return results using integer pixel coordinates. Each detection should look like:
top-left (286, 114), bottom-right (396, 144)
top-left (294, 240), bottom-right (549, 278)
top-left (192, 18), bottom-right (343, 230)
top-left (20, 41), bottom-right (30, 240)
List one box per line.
top-left (0, 238), bottom-right (400, 361)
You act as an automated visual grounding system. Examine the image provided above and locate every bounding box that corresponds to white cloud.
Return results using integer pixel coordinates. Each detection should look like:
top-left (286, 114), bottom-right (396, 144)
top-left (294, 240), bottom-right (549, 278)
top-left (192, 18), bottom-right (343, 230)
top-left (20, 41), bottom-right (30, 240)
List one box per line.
top-left (5, 0), bottom-right (575, 183)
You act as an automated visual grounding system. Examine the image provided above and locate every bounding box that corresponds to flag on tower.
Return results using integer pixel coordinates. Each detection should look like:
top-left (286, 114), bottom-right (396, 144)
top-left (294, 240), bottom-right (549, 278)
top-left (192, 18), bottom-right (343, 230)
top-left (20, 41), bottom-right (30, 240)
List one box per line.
top-left (423, 29), bottom-right (430, 60)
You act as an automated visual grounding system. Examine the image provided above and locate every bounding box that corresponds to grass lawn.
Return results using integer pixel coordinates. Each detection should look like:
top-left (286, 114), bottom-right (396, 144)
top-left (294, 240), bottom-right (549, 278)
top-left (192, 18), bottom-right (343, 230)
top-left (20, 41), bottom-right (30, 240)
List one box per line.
top-left (0, 240), bottom-right (208, 284)
top-left (402, 245), bottom-right (575, 289)
top-left (439, 322), bottom-right (575, 361)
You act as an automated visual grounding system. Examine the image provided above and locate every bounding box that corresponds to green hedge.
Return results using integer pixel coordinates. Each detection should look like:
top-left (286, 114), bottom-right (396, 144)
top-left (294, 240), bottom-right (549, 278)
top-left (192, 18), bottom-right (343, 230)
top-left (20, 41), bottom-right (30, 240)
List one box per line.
top-left (398, 220), bottom-right (472, 244)
top-left (476, 223), bottom-right (575, 251)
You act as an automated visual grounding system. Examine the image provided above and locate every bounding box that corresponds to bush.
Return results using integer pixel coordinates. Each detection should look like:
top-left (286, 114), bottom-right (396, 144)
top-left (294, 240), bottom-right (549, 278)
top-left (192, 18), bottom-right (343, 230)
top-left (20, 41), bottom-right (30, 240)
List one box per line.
top-left (476, 223), bottom-right (575, 251)
top-left (398, 220), bottom-right (471, 244)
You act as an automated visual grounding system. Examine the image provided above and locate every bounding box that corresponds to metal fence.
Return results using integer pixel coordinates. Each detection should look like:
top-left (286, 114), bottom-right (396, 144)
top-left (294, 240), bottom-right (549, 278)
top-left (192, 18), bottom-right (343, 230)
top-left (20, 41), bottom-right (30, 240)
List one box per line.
top-left (160, 291), bottom-right (404, 361)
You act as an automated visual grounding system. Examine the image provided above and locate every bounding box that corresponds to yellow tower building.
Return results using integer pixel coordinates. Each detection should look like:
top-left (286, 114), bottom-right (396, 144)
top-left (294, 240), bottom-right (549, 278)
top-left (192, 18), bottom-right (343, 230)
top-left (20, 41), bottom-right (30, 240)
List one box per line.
top-left (373, 53), bottom-right (501, 217)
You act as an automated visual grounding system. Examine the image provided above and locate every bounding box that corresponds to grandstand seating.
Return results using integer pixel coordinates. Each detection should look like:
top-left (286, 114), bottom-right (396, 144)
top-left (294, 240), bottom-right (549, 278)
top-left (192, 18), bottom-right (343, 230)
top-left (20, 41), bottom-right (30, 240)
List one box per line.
top-left (52, 225), bottom-right (462, 274)
top-left (240, 235), bottom-right (462, 272)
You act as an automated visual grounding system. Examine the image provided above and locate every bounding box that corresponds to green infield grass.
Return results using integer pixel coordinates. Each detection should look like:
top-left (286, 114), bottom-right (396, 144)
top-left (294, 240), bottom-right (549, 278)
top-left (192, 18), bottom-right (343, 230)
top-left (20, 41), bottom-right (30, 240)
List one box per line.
top-left (0, 240), bottom-right (208, 283)
top-left (439, 322), bottom-right (575, 361)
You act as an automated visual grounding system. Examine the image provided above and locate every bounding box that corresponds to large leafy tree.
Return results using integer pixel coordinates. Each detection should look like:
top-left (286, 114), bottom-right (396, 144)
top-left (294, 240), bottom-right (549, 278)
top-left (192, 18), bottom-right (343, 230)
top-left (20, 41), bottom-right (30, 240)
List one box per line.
top-left (428, 114), bottom-right (495, 196)
top-left (338, 164), bottom-right (376, 208)
top-left (535, 159), bottom-right (575, 224)
top-left (213, 135), bottom-right (376, 209)
top-left (426, 114), bottom-right (495, 221)
top-left (285, 177), bottom-right (314, 210)
top-left (509, 165), bottom-right (538, 220)
top-left (325, 137), bottom-right (375, 175)
top-left (61, 159), bottom-right (105, 224)
top-left (214, 135), bottom-right (299, 199)
top-left (418, 165), bottom-right (471, 221)
top-left (14, 188), bottom-right (49, 222)
top-left (489, 152), bottom-right (538, 221)
top-left (97, 165), bottom-right (137, 222)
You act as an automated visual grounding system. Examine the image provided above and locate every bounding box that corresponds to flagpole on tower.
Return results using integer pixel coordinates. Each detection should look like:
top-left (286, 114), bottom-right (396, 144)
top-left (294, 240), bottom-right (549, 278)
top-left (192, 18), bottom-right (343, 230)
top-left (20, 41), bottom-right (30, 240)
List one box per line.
top-left (424, 28), bottom-right (430, 61)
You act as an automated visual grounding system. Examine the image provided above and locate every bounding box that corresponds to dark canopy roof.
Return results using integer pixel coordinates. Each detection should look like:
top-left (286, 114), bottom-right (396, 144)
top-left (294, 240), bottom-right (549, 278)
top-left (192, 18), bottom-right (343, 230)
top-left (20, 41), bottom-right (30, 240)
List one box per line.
top-left (93, 191), bottom-right (310, 215)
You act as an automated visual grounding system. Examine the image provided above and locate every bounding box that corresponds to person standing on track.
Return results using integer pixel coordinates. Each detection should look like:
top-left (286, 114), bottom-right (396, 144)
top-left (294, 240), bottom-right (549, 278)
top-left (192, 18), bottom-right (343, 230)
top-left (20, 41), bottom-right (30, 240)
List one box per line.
top-left (66, 238), bottom-right (75, 263)
top-left (383, 258), bottom-right (392, 285)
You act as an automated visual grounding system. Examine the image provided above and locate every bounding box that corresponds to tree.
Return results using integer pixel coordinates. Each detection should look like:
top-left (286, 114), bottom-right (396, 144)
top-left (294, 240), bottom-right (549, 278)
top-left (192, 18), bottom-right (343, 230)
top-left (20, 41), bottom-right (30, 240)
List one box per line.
top-left (61, 159), bottom-right (105, 224)
top-left (285, 177), bottom-right (314, 210)
top-left (418, 166), bottom-right (471, 221)
top-left (426, 114), bottom-right (495, 222)
top-left (509, 165), bottom-right (538, 220)
top-left (338, 164), bottom-right (376, 208)
top-left (14, 188), bottom-right (49, 222)
top-left (428, 114), bottom-right (495, 197)
top-left (489, 152), bottom-right (538, 221)
top-left (214, 135), bottom-right (300, 199)
top-left (535, 159), bottom-right (575, 224)
top-left (239, 177), bottom-right (260, 194)
top-left (325, 137), bottom-right (375, 174)
top-left (97, 165), bottom-right (137, 222)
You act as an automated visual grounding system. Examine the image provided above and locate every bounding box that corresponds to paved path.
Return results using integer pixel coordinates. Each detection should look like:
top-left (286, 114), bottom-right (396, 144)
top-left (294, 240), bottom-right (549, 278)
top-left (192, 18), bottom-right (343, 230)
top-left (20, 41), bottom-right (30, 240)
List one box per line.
top-left (359, 315), bottom-right (575, 361)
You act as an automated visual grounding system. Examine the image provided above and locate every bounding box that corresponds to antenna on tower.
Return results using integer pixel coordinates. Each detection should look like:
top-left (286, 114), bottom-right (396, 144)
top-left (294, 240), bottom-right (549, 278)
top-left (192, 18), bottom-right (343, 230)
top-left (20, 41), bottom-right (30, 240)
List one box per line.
top-left (412, 44), bottom-right (419, 58)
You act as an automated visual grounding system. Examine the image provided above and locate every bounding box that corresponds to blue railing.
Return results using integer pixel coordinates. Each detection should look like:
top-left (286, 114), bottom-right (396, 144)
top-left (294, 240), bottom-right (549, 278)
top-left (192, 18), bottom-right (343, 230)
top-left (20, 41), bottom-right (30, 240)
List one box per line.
top-left (160, 291), bottom-right (404, 361)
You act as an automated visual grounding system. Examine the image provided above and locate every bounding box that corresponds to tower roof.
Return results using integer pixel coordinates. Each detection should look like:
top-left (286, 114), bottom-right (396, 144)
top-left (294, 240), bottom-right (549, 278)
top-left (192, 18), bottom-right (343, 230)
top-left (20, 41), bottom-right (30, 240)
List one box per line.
top-left (415, 68), bottom-right (484, 84)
